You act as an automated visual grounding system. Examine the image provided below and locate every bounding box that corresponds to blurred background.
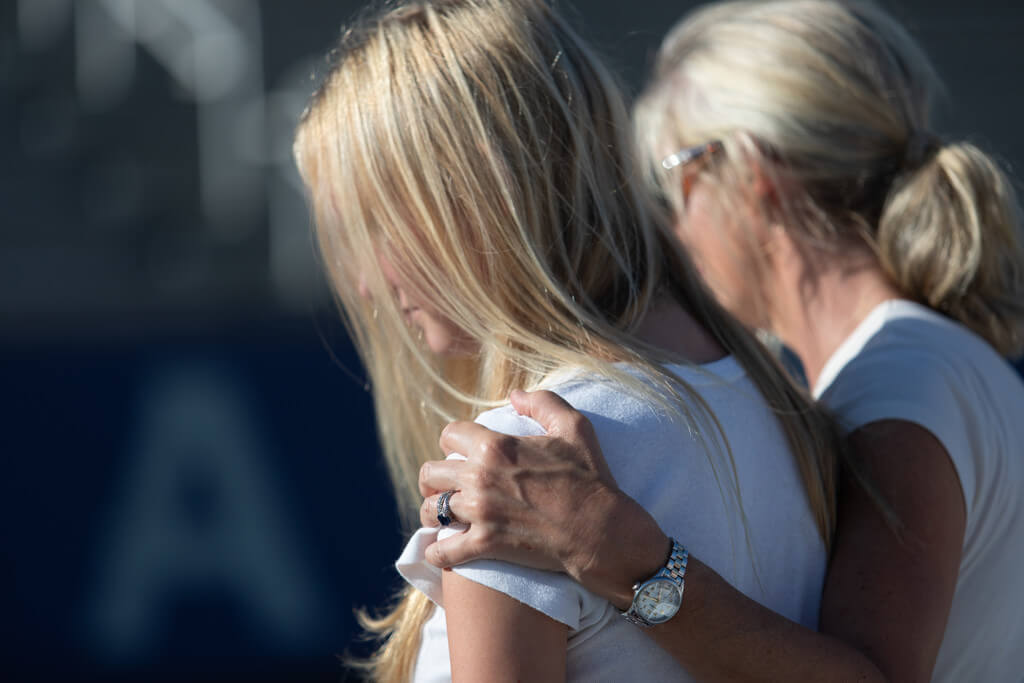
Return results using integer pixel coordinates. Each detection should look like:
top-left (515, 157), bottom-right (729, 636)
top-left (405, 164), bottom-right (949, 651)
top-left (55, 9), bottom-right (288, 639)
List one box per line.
top-left (2, 0), bottom-right (1021, 681)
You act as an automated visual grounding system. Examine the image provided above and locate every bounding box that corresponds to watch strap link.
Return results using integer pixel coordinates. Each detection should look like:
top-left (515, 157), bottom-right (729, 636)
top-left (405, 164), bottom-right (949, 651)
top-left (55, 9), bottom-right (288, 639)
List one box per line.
top-left (664, 542), bottom-right (688, 585)
top-left (622, 538), bottom-right (688, 627)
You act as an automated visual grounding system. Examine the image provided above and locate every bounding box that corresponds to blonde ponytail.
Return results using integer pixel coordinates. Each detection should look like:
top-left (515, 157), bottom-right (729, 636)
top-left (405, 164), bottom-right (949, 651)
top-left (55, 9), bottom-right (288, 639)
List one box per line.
top-left (878, 140), bottom-right (1024, 355)
top-left (636, 0), bottom-right (1024, 359)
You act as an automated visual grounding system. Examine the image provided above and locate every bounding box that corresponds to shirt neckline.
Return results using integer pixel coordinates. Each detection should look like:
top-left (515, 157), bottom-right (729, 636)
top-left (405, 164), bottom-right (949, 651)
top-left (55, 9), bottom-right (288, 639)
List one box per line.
top-left (812, 298), bottom-right (933, 398)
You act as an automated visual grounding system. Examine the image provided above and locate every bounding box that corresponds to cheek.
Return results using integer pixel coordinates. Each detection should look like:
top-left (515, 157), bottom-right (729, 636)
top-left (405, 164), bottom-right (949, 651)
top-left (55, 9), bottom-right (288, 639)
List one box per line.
top-left (678, 194), bottom-right (736, 287)
top-left (375, 251), bottom-right (478, 356)
top-left (377, 253), bottom-right (406, 293)
top-left (677, 195), bottom-right (760, 326)
top-left (413, 309), bottom-right (479, 357)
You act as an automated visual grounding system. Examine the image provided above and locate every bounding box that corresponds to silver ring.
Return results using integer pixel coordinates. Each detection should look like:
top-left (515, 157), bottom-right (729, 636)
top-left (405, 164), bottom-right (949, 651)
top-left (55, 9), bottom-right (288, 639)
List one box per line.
top-left (437, 489), bottom-right (456, 526)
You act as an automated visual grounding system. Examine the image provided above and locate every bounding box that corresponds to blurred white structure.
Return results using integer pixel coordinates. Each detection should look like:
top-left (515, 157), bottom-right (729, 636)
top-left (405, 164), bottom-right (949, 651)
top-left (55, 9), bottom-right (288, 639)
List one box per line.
top-left (14, 0), bottom-right (326, 318)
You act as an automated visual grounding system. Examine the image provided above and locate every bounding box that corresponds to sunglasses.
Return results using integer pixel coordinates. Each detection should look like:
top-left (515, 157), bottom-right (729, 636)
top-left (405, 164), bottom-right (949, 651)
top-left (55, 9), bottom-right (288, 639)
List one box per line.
top-left (661, 140), bottom-right (724, 200)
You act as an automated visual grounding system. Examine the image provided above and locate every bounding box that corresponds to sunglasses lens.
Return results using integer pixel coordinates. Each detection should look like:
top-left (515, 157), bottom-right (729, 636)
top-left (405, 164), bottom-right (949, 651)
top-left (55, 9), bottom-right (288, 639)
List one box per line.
top-left (665, 141), bottom-right (723, 201)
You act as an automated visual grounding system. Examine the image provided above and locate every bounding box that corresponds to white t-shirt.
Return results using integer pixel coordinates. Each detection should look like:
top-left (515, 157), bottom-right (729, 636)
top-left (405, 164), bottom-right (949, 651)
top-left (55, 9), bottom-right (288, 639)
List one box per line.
top-left (397, 356), bottom-right (828, 682)
top-left (813, 299), bottom-right (1024, 683)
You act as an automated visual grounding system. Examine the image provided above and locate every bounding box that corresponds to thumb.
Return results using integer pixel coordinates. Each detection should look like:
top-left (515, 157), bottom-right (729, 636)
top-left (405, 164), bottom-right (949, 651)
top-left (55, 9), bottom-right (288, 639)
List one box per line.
top-left (509, 389), bottom-right (589, 437)
top-left (425, 531), bottom-right (483, 568)
top-left (510, 389), bottom-right (611, 480)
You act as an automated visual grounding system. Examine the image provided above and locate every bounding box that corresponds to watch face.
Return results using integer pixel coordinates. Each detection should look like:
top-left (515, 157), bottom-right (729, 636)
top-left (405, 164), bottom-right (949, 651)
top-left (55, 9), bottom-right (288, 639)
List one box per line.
top-left (635, 577), bottom-right (682, 624)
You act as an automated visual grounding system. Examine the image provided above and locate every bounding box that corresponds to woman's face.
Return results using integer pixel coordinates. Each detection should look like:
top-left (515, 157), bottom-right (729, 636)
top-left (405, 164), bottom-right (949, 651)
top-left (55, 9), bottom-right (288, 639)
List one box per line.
top-left (675, 179), bottom-right (766, 328)
top-left (375, 253), bottom-right (479, 357)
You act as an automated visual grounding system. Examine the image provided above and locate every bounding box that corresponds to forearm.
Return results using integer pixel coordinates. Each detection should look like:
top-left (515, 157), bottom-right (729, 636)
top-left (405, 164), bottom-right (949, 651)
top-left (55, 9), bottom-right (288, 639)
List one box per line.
top-left (565, 487), bottom-right (672, 607)
top-left (571, 494), bottom-right (884, 682)
top-left (648, 558), bottom-right (885, 682)
top-left (426, 403), bottom-right (956, 682)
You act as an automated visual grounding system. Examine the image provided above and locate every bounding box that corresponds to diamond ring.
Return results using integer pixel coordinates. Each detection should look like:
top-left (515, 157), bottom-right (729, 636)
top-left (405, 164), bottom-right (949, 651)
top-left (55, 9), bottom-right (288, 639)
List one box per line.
top-left (437, 489), bottom-right (457, 526)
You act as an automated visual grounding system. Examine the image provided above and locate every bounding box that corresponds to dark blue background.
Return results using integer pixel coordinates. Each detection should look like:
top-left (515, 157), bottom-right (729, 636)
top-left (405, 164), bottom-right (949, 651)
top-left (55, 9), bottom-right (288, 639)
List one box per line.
top-left (2, 321), bottom-right (401, 681)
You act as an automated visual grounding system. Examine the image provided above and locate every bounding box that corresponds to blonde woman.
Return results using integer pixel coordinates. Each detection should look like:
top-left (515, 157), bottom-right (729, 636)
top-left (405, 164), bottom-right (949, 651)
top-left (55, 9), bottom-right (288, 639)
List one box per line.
top-left (421, 1), bottom-right (1024, 681)
top-left (293, 1), bottom-right (848, 680)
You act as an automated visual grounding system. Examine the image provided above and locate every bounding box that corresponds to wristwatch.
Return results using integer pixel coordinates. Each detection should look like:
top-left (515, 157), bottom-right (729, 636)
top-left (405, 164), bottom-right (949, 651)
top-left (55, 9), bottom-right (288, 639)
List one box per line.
top-left (622, 538), bottom-right (688, 627)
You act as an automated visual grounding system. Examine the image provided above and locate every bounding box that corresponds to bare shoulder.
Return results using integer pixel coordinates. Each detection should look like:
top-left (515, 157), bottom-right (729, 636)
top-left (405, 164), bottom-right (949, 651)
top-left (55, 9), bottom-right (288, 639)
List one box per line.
top-left (849, 419), bottom-right (966, 522)
top-left (820, 419), bottom-right (966, 681)
top-left (442, 569), bottom-right (567, 683)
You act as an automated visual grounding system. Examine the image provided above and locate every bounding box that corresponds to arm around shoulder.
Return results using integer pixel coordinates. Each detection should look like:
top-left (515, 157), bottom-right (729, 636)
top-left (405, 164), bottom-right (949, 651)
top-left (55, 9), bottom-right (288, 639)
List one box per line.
top-left (642, 419), bottom-right (963, 682)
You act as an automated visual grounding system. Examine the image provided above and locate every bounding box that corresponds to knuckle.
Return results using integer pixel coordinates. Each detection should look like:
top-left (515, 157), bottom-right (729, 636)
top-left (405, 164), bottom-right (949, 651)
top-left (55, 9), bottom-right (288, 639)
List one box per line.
top-left (466, 467), bottom-right (495, 494)
top-left (564, 410), bottom-right (591, 435)
top-left (475, 495), bottom-right (498, 521)
top-left (478, 434), bottom-right (513, 463)
top-left (420, 498), bottom-right (436, 524)
top-left (475, 524), bottom-right (497, 548)
top-left (466, 491), bottom-right (501, 523)
top-left (429, 544), bottom-right (448, 567)
top-left (474, 465), bottom-right (495, 490)
top-left (462, 491), bottom-right (484, 519)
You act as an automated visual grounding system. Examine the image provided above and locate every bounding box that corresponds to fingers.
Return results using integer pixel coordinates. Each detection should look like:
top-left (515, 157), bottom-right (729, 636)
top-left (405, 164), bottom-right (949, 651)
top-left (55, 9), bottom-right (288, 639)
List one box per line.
top-left (439, 420), bottom-right (513, 462)
top-left (509, 389), bottom-right (593, 439)
top-left (425, 528), bottom-right (485, 568)
top-left (420, 493), bottom-right (441, 528)
top-left (418, 459), bottom-right (466, 497)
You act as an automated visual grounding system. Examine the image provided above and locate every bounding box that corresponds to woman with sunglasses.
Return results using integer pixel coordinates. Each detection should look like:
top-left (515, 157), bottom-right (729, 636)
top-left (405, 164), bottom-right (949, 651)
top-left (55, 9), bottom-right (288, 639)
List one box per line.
top-left (419, 1), bottom-right (1024, 680)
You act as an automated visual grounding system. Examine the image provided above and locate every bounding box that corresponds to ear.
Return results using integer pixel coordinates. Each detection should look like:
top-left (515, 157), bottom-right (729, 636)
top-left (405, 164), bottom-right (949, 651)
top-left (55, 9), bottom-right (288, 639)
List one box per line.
top-left (736, 148), bottom-right (783, 247)
top-left (759, 220), bottom-right (789, 257)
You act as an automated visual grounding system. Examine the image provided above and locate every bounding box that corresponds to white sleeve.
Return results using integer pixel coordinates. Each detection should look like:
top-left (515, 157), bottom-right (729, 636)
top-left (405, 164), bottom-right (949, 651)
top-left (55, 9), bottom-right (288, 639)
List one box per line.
top-left (395, 404), bottom-right (605, 631)
top-left (818, 346), bottom-right (976, 514)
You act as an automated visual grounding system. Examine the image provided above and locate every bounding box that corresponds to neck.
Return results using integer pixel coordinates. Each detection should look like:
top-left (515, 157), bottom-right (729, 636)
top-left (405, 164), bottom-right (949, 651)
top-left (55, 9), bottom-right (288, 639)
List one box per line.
top-left (767, 239), bottom-right (901, 390)
top-left (635, 293), bottom-right (727, 365)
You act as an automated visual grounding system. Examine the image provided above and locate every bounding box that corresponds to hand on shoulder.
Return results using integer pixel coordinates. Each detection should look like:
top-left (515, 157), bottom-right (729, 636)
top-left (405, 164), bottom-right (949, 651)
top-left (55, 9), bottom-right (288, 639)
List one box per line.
top-left (419, 389), bottom-right (670, 607)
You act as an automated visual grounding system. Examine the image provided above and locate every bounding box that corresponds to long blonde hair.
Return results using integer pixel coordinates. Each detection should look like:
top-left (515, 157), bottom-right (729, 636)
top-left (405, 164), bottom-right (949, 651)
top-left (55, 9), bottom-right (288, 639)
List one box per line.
top-left (294, 1), bottom-right (841, 680)
top-left (636, 0), bottom-right (1024, 356)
